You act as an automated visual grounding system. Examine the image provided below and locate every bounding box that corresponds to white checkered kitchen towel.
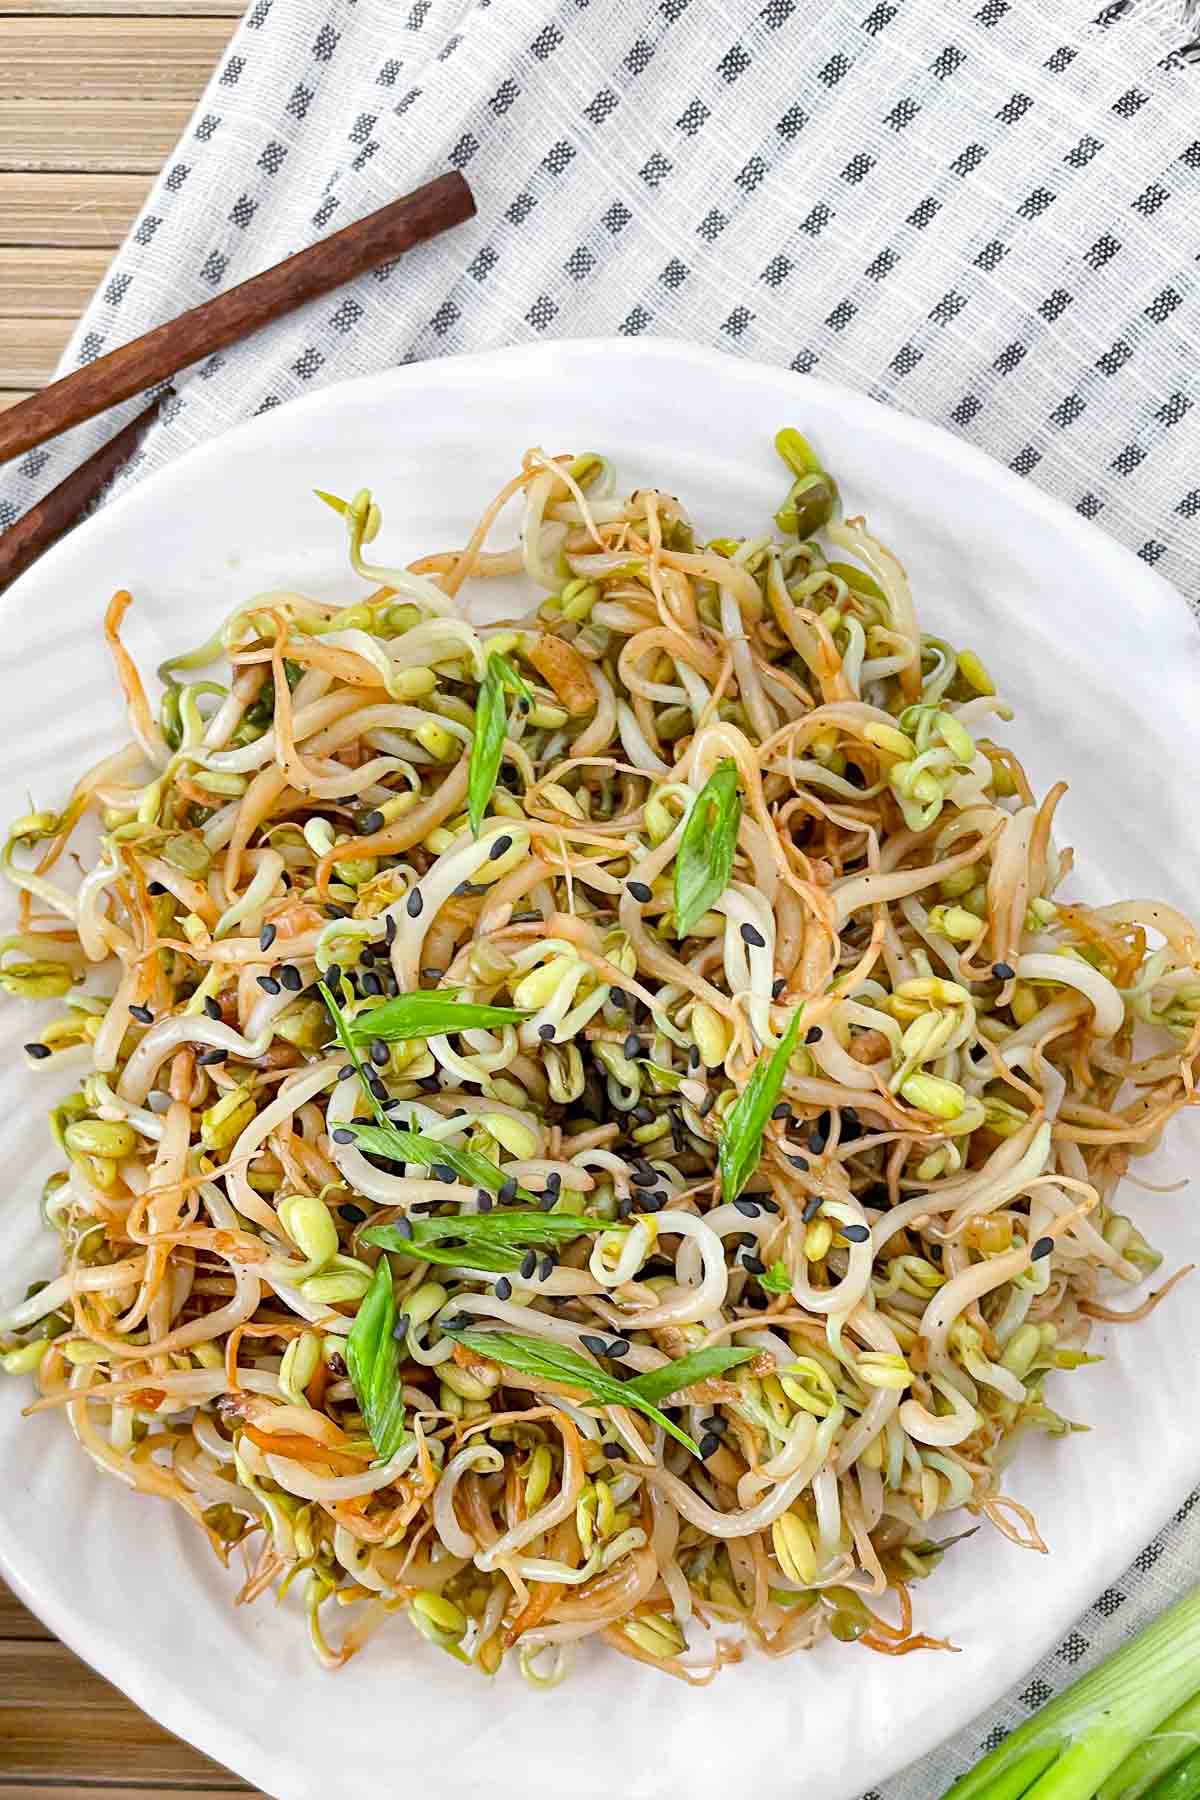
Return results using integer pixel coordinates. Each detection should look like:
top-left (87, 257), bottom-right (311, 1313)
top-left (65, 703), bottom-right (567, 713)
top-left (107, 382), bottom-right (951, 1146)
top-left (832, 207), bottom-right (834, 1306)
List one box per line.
top-left (4, 0), bottom-right (1200, 1791)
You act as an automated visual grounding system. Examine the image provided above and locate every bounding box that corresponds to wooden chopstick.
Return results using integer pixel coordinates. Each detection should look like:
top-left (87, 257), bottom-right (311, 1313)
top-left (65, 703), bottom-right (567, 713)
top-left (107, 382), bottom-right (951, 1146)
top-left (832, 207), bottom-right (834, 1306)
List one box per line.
top-left (0, 171), bottom-right (475, 467)
top-left (0, 391), bottom-right (165, 595)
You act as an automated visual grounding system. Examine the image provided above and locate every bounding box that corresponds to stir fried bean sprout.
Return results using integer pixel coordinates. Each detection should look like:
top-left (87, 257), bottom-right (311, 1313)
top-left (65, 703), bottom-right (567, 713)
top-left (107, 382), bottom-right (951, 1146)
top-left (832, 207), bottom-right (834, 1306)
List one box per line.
top-left (3, 436), bottom-right (1196, 1683)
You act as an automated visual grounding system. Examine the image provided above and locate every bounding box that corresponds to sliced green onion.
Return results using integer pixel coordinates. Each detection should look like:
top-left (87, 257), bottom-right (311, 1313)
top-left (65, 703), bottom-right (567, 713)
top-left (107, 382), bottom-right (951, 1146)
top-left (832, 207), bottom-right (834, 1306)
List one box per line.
top-left (718, 1008), bottom-right (803, 1204)
top-left (467, 655), bottom-right (511, 837)
top-left (345, 1258), bottom-right (406, 1461)
top-left (347, 989), bottom-right (529, 1044)
top-left (674, 758), bottom-right (742, 940)
top-left (364, 1211), bottom-right (612, 1272)
top-left (443, 1327), bottom-right (751, 1457)
top-left (345, 1119), bottom-right (537, 1204)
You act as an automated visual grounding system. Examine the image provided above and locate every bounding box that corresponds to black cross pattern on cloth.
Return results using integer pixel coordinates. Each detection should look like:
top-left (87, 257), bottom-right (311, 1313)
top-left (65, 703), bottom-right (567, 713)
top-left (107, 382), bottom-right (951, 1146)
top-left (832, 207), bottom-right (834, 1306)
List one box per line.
top-left (0, 0), bottom-right (1197, 596)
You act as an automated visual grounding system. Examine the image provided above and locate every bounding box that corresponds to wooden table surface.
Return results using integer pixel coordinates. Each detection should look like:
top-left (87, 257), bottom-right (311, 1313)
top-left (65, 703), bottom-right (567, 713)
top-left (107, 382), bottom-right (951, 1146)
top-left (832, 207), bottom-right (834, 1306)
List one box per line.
top-left (1, 16), bottom-right (276, 1794)
top-left (0, 0), bottom-right (245, 410)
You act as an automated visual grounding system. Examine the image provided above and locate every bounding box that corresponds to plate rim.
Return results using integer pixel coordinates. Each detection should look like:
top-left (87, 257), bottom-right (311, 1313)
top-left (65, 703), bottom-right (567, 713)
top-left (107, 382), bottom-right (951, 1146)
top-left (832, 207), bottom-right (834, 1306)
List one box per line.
top-left (1, 334), bottom-right (1194, 1800)
top-left (1, 336), bottom-right (1188, 634)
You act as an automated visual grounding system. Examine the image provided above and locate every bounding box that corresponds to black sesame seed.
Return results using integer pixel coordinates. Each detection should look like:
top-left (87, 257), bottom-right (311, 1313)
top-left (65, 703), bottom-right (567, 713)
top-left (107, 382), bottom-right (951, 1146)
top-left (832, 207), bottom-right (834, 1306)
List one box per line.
top-left (843, 1223), bottom-right (870, 1243)
top-left (339, 1203), bottom-right (367, 1224)
top-left (603, 1442), bottom-right (623, 1460)
top-left (538, 1191), bottom-right (557, 1212)
top-left (698, 1431), bottom-right (721, 1459)
top-left (203, 995), bottom-right (222, 1021)
top-left (642, 1191), bottom-right (668, 1211)
top-left (607, 1338), bottom-right (630, 1359)
top-left (802, 1195), bottom-right (823, 1222)
top-left (332, 1128), bottom-right (356, 1145)
top-left (970, 1042), bottom-right (989, 1063)
top-left (361, 972), bottom-right (383, 997)
top-left (406, 889), bottom-right (424, 919)
top-left (418, 1075), bottom-right (441, 1093)
top-left (129, 1003), bottom-right (154, 1024)
top-left (325, 964), bottom-right (342, 989)
top-left (385, 914), bottom-right (397, 947)
top-left (335, 1065), bottom-right (355, 1083)
top-left (740, 922), bottom-right (766, 948)
top-left (805, 1025), bottom-right (823, 1045)
top-left (500, 1178), bottom-right (517, 1202)
top-left (24, 1041), bottom-right (51, 1060)
top-left (369, 1077), bottom-right (389, 1103)
top-left (489, 835), bottom-right (513, 861)
top-left (359, 810), bottom-right (384, 834)
top-left (758, 1198), bottom-right (780, 1214)
top-left (545, 1172), bottom-right (562, 1193)
top-left (477, 1190), bottom-right (494, 1211)
top-left (772, 977), bottom-right (787, 999)
top-left (259, 923), bottom-right (277, 952)
top-left (539, 1254), bottom-right (556, 1280)
top-left (688, 1045), bottom-right (701, 1069)
top-left (742, 1253), bottom-right (766, 1275)
top-left (580, 1334), bottom-right (610, 1357)
top-left (369, 1039), bottom-right (389, 1067)
top-left (538, 1023), bottom-right (556, 1041)
top-left (992, 961), bottom-right (1016, 981)
top-left (617, 1197), bottom-right (633, 1219)
top-left (279, 964), bottom-right (302, 992)
top-left (627, 880), bottom-right (652, 903)
top-left (631, 1166), bottom-right (658, 1187)
top-left (623, 1032), bottom-right (641, 1059)
top-left (771, 1102), bottom-right (791, 1121)
top-left (391, 1317), bottom-right (409, 1341)
top-left (787, 1154), bottom-right (810, 1172)
top-left (1031, 1235), bottom-right (1054, 1261)
top-left (609, 988), bottom-right (630, 1010)
top-left (519, 1249), bottom-right (537, 1280)
top-left (698, 1092), bottom-right (716, 1118)
top-left (734, 1198), bottom-right (760, 1217)
top-left (432, 1163), bottom-right (457, 1184)
top-left (737, 1233), bottom-right (756, 1249)
top-left (146, 880), bottom-right (167, 896)
top-left (494, 1277), bottom-right (512, 1301)
top-left (197, 1045), bottom-right (225, 1067)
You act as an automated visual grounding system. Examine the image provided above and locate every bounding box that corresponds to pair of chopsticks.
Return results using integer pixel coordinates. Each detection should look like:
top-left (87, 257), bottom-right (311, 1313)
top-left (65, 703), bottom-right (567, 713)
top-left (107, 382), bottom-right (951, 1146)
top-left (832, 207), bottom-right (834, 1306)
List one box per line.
top-left (0, 170), bottom-right (476, 592)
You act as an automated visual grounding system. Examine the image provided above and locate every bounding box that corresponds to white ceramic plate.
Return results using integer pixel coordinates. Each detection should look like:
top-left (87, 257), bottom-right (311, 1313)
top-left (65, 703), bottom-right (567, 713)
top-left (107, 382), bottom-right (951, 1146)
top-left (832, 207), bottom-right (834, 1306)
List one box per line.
top-left (2, 339), bottom-right (1198, 1800)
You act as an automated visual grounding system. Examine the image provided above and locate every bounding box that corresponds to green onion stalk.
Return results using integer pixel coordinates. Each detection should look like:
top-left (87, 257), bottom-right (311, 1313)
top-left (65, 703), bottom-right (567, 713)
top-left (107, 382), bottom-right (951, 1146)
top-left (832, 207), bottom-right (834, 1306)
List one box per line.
top-left (943, 1586), bottom-right (1200, 1799)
